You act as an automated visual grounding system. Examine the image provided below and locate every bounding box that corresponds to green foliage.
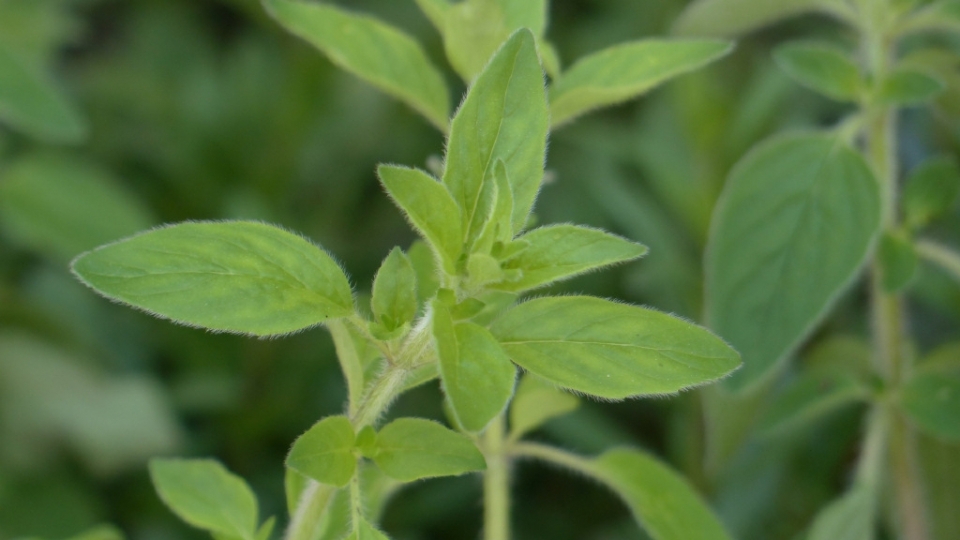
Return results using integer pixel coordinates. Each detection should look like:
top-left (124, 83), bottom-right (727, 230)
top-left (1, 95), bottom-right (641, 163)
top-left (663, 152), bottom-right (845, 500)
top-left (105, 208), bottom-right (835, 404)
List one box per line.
top-left (806, 486), bottom-right (876, 540)
top-left (508, 374), bottom-right (578, 440)
top-left (286, 416), bottom-right (357, 487)
top-left (372, 418), bottom-right (486, 482)
top-left (877, 69), bottom-right (945, 106)
top-left (342, 518), bottom-right (389, 540)
top-left (0, 43), bottom-right (85, 142)
top-left (674, 0), bottom-right (849, 37)
top-left (773, 42), bottom-right (862, 101)
top-left (903, 156), bottom-right (960, 231)
top-left (371, 248), bottom-right (418, 333)
top-left (879, 231), bottom-right (918, 292)
top-left (901, 352), bottom-right (960, 442)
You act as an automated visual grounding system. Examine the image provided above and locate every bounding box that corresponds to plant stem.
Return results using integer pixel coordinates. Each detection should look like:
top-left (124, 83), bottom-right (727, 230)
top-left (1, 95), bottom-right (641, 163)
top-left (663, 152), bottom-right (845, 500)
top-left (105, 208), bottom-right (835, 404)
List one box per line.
top-left (482, 415), bottom-right (510, 540)
top-left (916, 239), bottom-right (960, 282)
top-left (286, 482), bottom-right (336, 540)
top-left (510, 442), bottom-right (595, 477)
top-left (890, 411), bottom-right (930, 540)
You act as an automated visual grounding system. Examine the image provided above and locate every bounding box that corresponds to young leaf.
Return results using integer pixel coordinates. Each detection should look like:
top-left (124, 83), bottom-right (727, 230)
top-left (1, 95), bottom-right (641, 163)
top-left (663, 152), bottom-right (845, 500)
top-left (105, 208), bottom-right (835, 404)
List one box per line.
top-left (759, 371), bottom-right (870, 437)
top-left (263, 0), bottom-right (449, 130)
top-left (877, 69), bottom-right (945, 106)
top-left (373, 418), bottom-right (486, 481)
top-left (509, 373), bottom-right (579, 439)
top-left (674, 0), bottom-right (848, 38)
top-left (286, 416), bottom-right (357, 487)
top-left (343, 517), bottom-right (390, 540)
top-left (371, 248), bottom-right (417, 331)
top-left (378, 166), bottom-right (462, 275)
top-left (773, 41), bottom-right (862, 101)
top-left (434, 303), bottom-right (516, 432)
top-left (591, 449), bottom-right (733, 540)
top-left (549, 39), bottom-right (733, 127)
top-left (149, 458), bottom-right (259, 540)
top-left (901, 354), bottom-right (960, 442)
top-left (903, 156), bottom-right (960, 230)
top-left (443, 29), bottom-right (548, 239)
top-left (0, 153), bottom-right (153, 261)
top-left (806, 485), bottom-right (876, 540)
top-left (705, 133), bottom-right (881, 391)
top-left (473, 160), bottom-right (515, 255)
top-left (71, 221), bottom-right (354, 337)
top-left (879, 232), bottom-right (918, 292)
top-left (0, 43), bottom-right (85, 142)
top-left (490, 296), bottom-right (741, 399)
top-left (496, 224), bottom-right (647, 293)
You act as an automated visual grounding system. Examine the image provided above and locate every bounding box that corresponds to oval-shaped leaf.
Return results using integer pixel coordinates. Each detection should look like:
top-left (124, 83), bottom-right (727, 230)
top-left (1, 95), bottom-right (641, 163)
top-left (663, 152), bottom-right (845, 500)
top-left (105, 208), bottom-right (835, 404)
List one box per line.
top-left (149, 458), bottom-right (259, 540)
top-left (549, 39), bottom-right (732, 127)
top-left (0, 44), bottom-right (85, 142)
top-left (286, 416), bottom-right (357, 487)
top-left (509, 373), bottom-right (579, 439)
top-left (71, 221), bottom-right (354, 337)
top-left (497, 224), bottom-right (647, 293)
top-left (705, 133), bottom-right (881, 391)
top-left (371, 248), bottom-right (417, 331)
top-left (773, 41), bottom-right (862, 101)
top-left (443, 29), bottom-right (548, 238)
top-left (591, 449), bottom-right (733, 540)
top-left (901, 352), bottom-right (960, 442)
top-left (674, 0), bottom-right (848, 37)
top-left (263, 0), bottom-right (449, 130)
top-left (373, 418), bottom-right (486, 481)
top-left (490, 296), bottom-right (741, 399)
top-left (877, 69), bottom-right (945, 106)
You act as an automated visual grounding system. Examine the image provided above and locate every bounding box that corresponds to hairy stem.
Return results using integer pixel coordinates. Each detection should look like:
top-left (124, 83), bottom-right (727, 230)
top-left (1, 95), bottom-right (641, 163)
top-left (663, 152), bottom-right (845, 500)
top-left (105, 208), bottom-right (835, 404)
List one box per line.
top-left (483, 415), bottom-right (511, 540)
top-left (286, 482), bottom-right (337, 540)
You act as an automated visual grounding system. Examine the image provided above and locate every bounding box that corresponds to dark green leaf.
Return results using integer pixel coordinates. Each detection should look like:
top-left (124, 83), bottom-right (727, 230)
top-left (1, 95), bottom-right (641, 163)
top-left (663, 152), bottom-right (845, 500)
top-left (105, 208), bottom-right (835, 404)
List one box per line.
top-left (877, 69), bottom-right (945, 106)
top-left (901, 352), bottom-right (960, 442)
top-left (807, 485), bottom-right (876, 540)
top-left (903, 156), bottom-right (960, 230)
top-left (286, 416), bottom-right (357, 487)
top-left (72, 221), bottom-right (354, 337)
top-left (674, 0), bottom-right (849, 37)
top-left (373, 418), bottom-right (486, 481)
top-left (773, 41), bottom-right (862, 101)
top-left (509, 374), bottom-right (579, 439)
top-left (879, 232), bottom-right (918, 292)
top-left (0, 44), bottom-right (85, 142)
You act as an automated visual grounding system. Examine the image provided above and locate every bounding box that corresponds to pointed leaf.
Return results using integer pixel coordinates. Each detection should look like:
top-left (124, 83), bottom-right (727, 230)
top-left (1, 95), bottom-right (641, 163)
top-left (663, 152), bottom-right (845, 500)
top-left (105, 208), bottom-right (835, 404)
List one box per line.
top-left (286, 416), bottom-right (357, 487)
top-left (901, 352), bottom-right (960, 442)
top-left (149, 458), bottom-right (259, 540)
top-left (705, 133), bottom-right (881, 391)
top-left (509, 373), bottom-right (579, 439)
top-left (263, 0), bottom-right (449, 130)
top-left (496, 224), bottom-right (647, 293)
top-left (372, 248), bottom-right (417, 331)
top-left (674, 0), bottom-right (848, 37)
top-left (549, 39), bottom-right (732, 127)
top-left (490, 296), bottom-right (741, 399)
top-left (0, 44), bottom-right (85, 142)
top-left (443, 29), bottom-right (548, 238)
top-left (256, 517), bottom-right (276, 540)
top-left (773, 41), bottom-right (862, 101)
top-left (373, 418), bottom-right (486, 481)
top-left (71, 221), bottom-right (354, 337)
top-left (903, 156), bottom-right (960, 230)
top-left (877, 69), bottom-right (945, 106)
top-left (378, 165), bottom-right (462, 275)
top-left (473, 160), bottom-right (514, 254)
top-left (807, 485), bottom-right (876, 540)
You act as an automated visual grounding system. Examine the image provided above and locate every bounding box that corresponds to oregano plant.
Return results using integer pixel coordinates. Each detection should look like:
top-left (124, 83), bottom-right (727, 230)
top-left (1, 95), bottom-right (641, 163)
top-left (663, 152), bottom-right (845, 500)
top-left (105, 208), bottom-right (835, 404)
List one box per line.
top-left (66, 3), bottom-right (743, 539)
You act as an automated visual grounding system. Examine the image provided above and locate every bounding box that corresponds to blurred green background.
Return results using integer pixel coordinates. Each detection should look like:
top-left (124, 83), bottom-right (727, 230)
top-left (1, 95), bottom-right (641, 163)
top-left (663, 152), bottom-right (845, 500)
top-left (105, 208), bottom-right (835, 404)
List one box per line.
top-left (1, 0), bottom-right (958, 539)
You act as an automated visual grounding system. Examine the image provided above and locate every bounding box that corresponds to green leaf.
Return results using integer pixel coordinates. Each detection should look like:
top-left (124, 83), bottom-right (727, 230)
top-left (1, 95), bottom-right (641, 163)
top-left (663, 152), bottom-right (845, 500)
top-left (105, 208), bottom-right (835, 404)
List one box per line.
top-left (65, 525), bottom-right (124, 540)
top-left (509, 373), bottom-right (579, 439)
top-left (263, 0), bottom-right (449, 130)
top-left (473, 160), bottom-right (515, 255)
top-left (496, 224), bottom-right (647, 293)
top-left (256, 517), bottom-right (276, 540)
top-left (408, 240), bottom-right (441, 308)
top-left (286, 416), bottom-right (357, 487)
top-left (759, 371), bottom-right (870, 437)
top-left (903, 156), bottom-right (960, 230)
top-left (328, 320), bottom-right (382, 417)
top-left (674, 0), bottom-right (848, 37)
top-left (149, 459), bottom-right (259, 540)
top-left (71, 221), bottom-right (354, 337)
top-left (378, 166), bottom-right (462, 275)
top-left (0, 153), bottom-right (153, 261)
top-left (373, 418), bottom-right (486, 481)
top-left (0, 43), bottom-right (85, 142)
top-left (591, 449), bottom-right (733, 540)
top-left (414, 0), bottom-right (450, 31)
top-left (434, 303), bottom-right (516, 432)
top-left (899, 0), bottom-right (960, 36)
top-left (879, 232), bottom-right (918, 292)
top-left (343, 517), bottom-right (390, 540)
top-left (549, 39), bottom-right (732, 127)
top-left (773, 41), bottom-right (862, 101)
top-left (490, 296), bottom-right (741, 399)
top-left (807, 485), bottom-right (876, 540)
top-left (371, 248), bottom-right (417, 331)
top-left (877, 69), bottom-right (945, 106)
top-left (917, 431), bottom-right (960, 540)
top-left (443, 29), bottom-right (548, 239)
top-left (283, 468), bottom-right (308, 517)
top-left (705, 133), bottom-right (881, 391)
top-left (901, 352), bottom-right (960, 442)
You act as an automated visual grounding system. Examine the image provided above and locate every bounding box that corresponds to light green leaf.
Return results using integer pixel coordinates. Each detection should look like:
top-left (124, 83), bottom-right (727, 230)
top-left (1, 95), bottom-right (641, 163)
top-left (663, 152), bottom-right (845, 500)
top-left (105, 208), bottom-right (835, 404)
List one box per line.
top-left (591, 449), bottom-right (733, 540)
top-left (901, 353), bottom-right (960, 442)
top-left (773, 41), bottom-right (862, 101)
top-left (263, 0), bottom-right (449, 130)
top-left (673, 0), bottom-right (849, 37)
top-left (474, 160), bottom-right (515, 255)
top-left (759, 371), bottom-right (870, 437)
top-left (879, 232), bottom-right (918, 292)
top-left (408, 240), bottom-right (441, 308)
top-left (66, 525), bottom-right (124, 540)
top-left (378, 166), bottom-right (462, 275)
top-left (443, 29), bottom-right (548, 239)
top-left (373, 418), bottom-right (486, 481)
top-left (256, 517), bottom-right (275, 540)
top-left (496, 224), bottom-right (647, 293)
top-left (371, 248), bottom-right (417, 331)
top-left (549, 39), bottom-right (733, 127)
top-left (899, 0), bottom-right (960, 36)
top-left (807, 485), bottom-right (876, 540)
top-left (0, 43), bottom-right (85, 142)
top-left (877, 69), bottom-right (945, 106)
top-left (71, 221), bottom-right (354, 337)
top-left (149, 459), bottom-right (259, 540)
top-left (490, 296), bottom-right (741, 399)
top-left (509, 373), bottom-right (579, 439)
top-left (343, 517), bottom-right (390, 540)
top-left (0, 153), bottom-right (153, 261)
top-left (434, 303), bottom-right (516, 432)
top-left (705, 133), bottom-right (881, 391)
top-left (903, 156), bottom-right (960, 230)
top-left (286, 416), bottom-right (357, 487)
